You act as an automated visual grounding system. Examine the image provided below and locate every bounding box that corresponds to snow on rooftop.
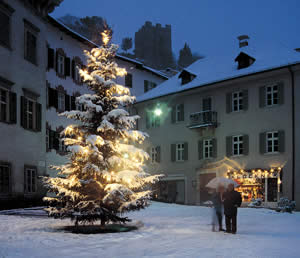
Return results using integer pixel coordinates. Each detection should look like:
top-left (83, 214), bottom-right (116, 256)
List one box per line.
top-left (137, 40), bottom-right (300, 103)
top-left (48, 16), bottom-right (169, 80)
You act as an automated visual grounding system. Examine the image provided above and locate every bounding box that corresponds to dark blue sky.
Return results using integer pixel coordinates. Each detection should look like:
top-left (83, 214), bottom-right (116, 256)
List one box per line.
top-left (52, 0), bottom-right (300, 57)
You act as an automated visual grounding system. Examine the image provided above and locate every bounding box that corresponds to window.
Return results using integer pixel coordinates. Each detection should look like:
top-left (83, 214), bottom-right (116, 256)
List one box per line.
top-left (24, 28), bottom-right (37, 65)
top-left (203, 139), bottom-right (213, 159)
top-left (46, 127), bottom-right (50, 151)
top-left (26, 99), bottom-right (34, 129)
top-left (76, 102), bottom-right (83, 111)
top-left (151, 147), bottom-right (157, 163)
top-left (57, 54), bottom-right (65, 75)
top-left (146, 111), bottom-right (160, 128)
top-left (232, 91), bottom-right (243, 111)
top-left (266, 131), bottom-right (279, 153)
top-left (0, 10), bottom-right (10, 48)
top-left (266, 85), bottom-right (278, 106)
top-left (174, 104), bottom-right (184, 122)
top-left (144, 80), bottom-right (157, 92)
top-left (0, 162), bottom-right (10, 193)
top-left (232, 135), bottom-right (243, 156)
top-left (59, 139), bottom-right (68, 153)
top-left (24, 167), bottom-right (36, 193)
top-left (0, 88), bottom-right (8, 121)
top-left (21, 95), bottom-right (41, 131)
top-left (202, 98), bottom-right (212, 111)
top-left (58, 91), bottom-right (65, 111)
top-left (125, 73), bottom-right (132, 88)
top-left (176, 143), bottom-right (185, 161)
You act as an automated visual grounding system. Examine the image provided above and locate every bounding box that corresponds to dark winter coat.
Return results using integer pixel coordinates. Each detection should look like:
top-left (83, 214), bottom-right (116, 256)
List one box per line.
top-left (223, 190), bottom-right (242, 216)
top-left (211, 192), bottom-right (223, 213)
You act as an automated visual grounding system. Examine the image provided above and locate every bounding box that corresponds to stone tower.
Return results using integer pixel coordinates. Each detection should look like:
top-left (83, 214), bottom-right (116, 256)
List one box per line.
top-left (134, 21), bottom-right (173, 69)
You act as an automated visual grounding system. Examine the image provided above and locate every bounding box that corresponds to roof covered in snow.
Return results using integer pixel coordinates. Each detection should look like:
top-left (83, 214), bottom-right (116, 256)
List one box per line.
top-left (47, 16), bottom-right (169, 80)
top-left (137, 42), bottom-right (300, 103)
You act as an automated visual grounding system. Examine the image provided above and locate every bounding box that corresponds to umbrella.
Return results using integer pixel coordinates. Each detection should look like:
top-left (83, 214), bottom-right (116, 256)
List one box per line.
top-left (206, 177), bottom-right (239, 189)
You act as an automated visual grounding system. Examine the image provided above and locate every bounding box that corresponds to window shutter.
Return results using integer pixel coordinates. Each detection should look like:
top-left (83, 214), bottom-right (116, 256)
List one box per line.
top-left (171, 106), bottom-right (176, 123)
top-left (24, 168), bottom-right (27, 192)
top-left (198, 140), bottom-right (203, 160)
top-left (243, 134), bottom-right (249, 155)
top-left (71, 96), bottom-right (76, 110)
top-left (48, 87), bottom-right (58, 109)
top-left (226, 93), bottom-right (232, 113)
top-left (47, 48), bottom-right (54, 69)
top-left (179, 104), bottom-right (184, 121)
top-left (71, 60), bottom-right (75, 79)
top-left (278, 130), bottom-right (285, 153)
top-left (65, 94), bottom-right (70, 111)
top-left (35, 102), bottom-right (42, 132)
top-left (53, 132), bottom-right (59, 150)
top-left (20, 96), bottom-right (27, 129)
top-left (259, 86), bottom-right (266, 108)
top-left (226, 136), bottom-right (232, 157)
top-left (171, 144), bottom-right (176, 162)
top-left (49, 130), bottom-right (55, 149)
top-left (259, 132), bottom-right (266, 154)
top-left (278, 82), bottom-right (284, 105)
top-left (0, 12), bottom-right (10, 47)
top-left (212, 138), bottom-right (217, 158)
top-left (146, 112), bottom-right (150, 129)
top-left (243, 90), bottom-right (248, 111)
top-left (156, 146), bottom-right (161, 163)
top-left (144, 80), bottom-right (148, 93)
top-left (65, 57), bottom-right (71, 76)
top-left (55, 50), bottom-right (58, 72)
top-left (184, 142), bottom-right (188, 161)
top-left (9, 92), bottom-right (17, 124)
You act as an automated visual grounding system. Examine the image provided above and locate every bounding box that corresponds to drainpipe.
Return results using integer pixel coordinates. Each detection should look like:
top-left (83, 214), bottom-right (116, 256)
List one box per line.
top-left (288, 66), bottom-right (295, 201)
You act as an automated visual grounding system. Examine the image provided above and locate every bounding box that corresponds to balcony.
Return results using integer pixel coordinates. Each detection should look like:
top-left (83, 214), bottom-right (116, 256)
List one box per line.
top-left (188, 111), bottom-right (217, 129)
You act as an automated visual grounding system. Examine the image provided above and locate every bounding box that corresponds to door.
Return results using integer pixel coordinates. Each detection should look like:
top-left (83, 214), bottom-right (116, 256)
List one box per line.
top-left (199, 173), bottom-right (216, 204)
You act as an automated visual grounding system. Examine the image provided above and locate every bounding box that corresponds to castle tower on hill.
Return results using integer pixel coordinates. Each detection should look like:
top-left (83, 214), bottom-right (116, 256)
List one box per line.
top-left (134, 21), bottom-right (174, 70)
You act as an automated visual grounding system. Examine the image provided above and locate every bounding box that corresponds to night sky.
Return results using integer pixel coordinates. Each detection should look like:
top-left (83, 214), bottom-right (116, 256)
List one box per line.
top-left (52, 0), bottom-right (300, 58)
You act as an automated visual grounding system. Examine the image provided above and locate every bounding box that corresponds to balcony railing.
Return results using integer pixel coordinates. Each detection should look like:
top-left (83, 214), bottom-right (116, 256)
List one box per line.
top-left (188, 111), bottom-right (217, 129)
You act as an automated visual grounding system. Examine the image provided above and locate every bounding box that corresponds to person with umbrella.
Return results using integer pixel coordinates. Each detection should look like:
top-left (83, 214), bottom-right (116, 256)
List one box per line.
top-left (211, 184), bottom-right (225, 232)
top-left (223, 183), bottom-right (242, 234)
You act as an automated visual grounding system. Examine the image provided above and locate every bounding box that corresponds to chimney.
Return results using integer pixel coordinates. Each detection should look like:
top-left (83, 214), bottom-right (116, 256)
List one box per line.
top-left (237, 35), bottom-right (249, 48)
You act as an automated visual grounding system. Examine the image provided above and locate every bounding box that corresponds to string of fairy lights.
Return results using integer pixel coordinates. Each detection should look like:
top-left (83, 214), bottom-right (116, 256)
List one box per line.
top-left (226, 167), bottom-right (282, 180)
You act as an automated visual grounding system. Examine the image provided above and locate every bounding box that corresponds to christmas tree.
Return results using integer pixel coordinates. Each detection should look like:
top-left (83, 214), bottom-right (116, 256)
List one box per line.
top-left (44, 30), bottom-right (161, 226)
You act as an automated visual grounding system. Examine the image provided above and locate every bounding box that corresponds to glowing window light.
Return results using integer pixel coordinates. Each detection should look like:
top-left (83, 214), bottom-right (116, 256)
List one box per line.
top-left (154, 108), bottom-right (162, 117)
top-left (123, 153), bottom-right (129, 159)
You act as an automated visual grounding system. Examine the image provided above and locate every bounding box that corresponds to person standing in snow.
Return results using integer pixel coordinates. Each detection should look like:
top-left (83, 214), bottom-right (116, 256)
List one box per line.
top-left (223, 183), bottom-right (242, 234)
top-left (211, 184), bottom-right (225, 232)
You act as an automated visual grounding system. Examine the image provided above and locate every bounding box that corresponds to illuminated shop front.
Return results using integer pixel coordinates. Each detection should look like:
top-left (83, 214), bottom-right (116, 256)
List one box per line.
top-left (226, 167), bottom-right (282, 203)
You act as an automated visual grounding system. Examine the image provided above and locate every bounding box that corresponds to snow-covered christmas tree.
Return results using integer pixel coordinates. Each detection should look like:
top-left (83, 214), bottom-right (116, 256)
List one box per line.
top-left (44, 30), bottom-right (161, 226)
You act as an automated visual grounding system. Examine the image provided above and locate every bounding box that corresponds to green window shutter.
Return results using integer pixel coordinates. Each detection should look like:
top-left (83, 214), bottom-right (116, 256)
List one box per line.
top-left (171, 144), bottom-right (176, 162)
top-left (48, 87), bottom-right (58, 109)
top-left (198, 140), bottom-right (203, 160)
top-left (9, 91), bottom-right (17, 124)
top-left (259, 132), bottom-right (266, 154)
top-left (226, 93), bottom-right (232, 113)
top-left (0, 12), bottom-right (10, 47)
top-left (179, 103), bottom-right (184, 121)
top-left (259, 86), bottom-right (266, 108)
top-left (65, 94), bottom-right (70, 111)
top-left (212, 138), bottom-right (217, 158)
top-left (146, 147), bottom-right (150, 163)
top-left (65, 57), bottom-right (71, 76)
top-left (184, 142), bottom-right (188, 161)
top-left (243, 90), bottom-right (248, 111)
top-left (47, 48), bottom-right (54, 69)
top-left (49, 130), bottom-right (55, 149)
top-left (55, 50), bottom-right (58, 72)
top-left (243, 135), bottom-right (249, 155)
top-left (146, 112), bottom-right (150, 129)
top-left (171, 106), bottom-right (176, 123)
top-left (71, 60), bottom-right (75, 79)
top-left (35, 102), bottom-right (42, 132)
top-left (226, 136), bottom-right (232, 157)
top-left (156, 146), bottom-right (161, 163)
top-left (24, 168), bottom-right (27, 192)
top-left (53, 132), bottom-right (59, 150)
top-left (20, 96), bottom-right (27, 129)
top-left (278, 82), bottom-right (284, 105)
top-left (278, 130), bottom-right (285, 153)
top-left (144, 80), bottom-right (148, 93)
top-left (71, 96), bottom-right (76, 110)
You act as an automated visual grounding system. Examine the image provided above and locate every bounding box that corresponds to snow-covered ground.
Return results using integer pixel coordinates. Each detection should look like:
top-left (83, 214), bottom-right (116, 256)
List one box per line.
top-left (0, 202), bottom-right (300, 258)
